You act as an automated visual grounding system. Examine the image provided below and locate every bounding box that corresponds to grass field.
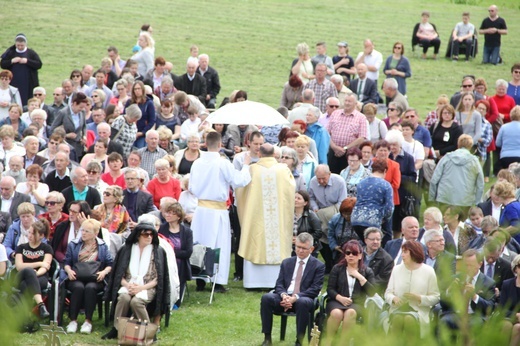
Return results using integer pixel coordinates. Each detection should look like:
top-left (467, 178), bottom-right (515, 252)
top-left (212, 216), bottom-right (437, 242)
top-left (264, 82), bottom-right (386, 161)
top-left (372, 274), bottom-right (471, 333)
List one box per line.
top-left (1, 0), bottom-right (520, 345)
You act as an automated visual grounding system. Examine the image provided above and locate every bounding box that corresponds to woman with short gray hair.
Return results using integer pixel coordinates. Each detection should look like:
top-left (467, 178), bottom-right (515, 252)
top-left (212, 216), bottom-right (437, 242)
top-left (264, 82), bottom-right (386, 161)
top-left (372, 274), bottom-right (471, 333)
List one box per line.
top-left (280, 147), bottom-right (306, 191)
top-left (147, 158), bottom-right (181, 208)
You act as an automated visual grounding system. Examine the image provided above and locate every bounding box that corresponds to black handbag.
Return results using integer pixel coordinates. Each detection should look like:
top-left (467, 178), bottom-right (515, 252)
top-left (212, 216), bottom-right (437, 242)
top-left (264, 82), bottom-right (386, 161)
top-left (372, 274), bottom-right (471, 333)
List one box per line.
top-left (400, 195), bottom-right (416, 218)
top-left (73, 261), bottom-right (100, 282)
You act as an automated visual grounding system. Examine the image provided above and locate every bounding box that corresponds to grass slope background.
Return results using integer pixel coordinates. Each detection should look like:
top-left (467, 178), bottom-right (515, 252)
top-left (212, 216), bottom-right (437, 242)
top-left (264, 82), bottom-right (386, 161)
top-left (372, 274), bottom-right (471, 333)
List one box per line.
top-left (1, 0), bottom-right (519, 345)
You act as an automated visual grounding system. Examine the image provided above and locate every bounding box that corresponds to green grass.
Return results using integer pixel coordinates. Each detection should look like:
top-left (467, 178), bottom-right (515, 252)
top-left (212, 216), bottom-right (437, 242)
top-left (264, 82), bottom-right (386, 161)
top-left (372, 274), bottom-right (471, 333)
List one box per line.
top-left (1, 0), bottom-right (520, 344)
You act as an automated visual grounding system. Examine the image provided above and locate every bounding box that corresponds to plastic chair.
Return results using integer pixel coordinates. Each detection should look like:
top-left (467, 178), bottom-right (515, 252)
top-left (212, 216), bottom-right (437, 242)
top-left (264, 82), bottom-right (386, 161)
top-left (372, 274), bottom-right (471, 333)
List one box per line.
top-left (190, 247), bottom-right (220, 304)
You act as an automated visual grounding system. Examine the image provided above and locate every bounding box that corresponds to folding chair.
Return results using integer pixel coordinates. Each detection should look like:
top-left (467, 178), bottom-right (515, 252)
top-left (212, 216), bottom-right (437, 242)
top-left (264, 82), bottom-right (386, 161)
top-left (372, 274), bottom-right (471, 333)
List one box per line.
top-left (190, 247), bottom-right (220, 304)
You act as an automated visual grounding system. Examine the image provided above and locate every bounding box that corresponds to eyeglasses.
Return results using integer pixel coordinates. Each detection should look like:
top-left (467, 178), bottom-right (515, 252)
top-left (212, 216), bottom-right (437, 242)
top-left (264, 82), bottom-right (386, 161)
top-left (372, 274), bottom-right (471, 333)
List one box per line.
top-left (49, 141), bottom-right (59, 145)
top-left (87, 170), bottom-right (99, 174)
top-left (328, 105), bottom-right (339, 108)
top-left (72, 75), bottom-right (81, 78)
top-left (514, 71), bottom-right (520, 74)
top-left (45, 201), bottom-right (58, 206)
top-left (0, 77), bottom-right (9, 80)
top-left (69, 209), bottom-right (80, 214)
top-left (345, 251), bottom-right (359, 256)
top-left (394, 46), bottom-right (402, 49)
top-left (388, 108), bottom-right (396, 111)
top-left (103, 191), bottom-right (112, 197)
top-left (34, 93), bottom-right (43, 96)
top-left (140, 232), bottom-right (154, 238)
top-left (280, 156), bottom-right (292, 160)
top-left (461, 84), bottom-right (473, 88)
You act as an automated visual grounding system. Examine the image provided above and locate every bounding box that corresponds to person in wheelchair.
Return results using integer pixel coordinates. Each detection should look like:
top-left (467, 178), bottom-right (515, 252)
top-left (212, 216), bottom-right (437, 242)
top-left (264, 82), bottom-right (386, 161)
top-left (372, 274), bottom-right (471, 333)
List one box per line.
top-left (14, 218), bottom-right (53, 319)
top-left (323, 240), bottom-right (375, 346)
top-left (62, 219), bottom-right (113, 334)
top-left (102, 221), bottom-right (170, 340)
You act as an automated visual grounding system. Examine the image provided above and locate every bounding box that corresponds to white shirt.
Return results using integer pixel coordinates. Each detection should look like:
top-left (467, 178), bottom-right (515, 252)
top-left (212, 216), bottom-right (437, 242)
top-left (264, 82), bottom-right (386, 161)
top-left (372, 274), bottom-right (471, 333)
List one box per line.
top-left (1, 192), bottom-right (13, 213)
top-left (491, 202), bottom-right (502, 223)
top-left (356, 49), bottom-right (383, 81)
top-left (288, 255), bottom-right (310, 294)
top-left (0, 243), bottom-right (7, 262)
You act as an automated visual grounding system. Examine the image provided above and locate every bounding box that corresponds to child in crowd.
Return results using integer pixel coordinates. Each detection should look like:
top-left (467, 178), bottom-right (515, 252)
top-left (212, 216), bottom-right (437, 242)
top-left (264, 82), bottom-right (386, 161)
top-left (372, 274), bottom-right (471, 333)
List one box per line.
top-left (187, 44), bottom-right (199, 64)
top-left (465, 206), bottom-right (484, 234)
top-left (180, 106), bottom-right (202, 142)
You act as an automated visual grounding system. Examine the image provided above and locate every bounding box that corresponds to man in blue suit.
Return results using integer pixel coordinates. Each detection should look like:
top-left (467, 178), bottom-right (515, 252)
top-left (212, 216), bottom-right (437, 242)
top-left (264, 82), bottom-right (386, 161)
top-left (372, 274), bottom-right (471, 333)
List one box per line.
top-left (260, 233), bottom-right (325, 346)
top-left (384, 216), bottom-right (421, 263)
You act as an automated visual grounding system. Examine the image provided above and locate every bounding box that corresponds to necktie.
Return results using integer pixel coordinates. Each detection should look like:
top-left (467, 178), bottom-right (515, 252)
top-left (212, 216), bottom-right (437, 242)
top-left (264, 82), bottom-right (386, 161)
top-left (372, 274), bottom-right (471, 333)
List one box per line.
top-left (293, 260), bottom-right (304, 294)
top-left (357, 80), bottom-right (364, 96)
top-left (486, 263), bottom-right (493, 278)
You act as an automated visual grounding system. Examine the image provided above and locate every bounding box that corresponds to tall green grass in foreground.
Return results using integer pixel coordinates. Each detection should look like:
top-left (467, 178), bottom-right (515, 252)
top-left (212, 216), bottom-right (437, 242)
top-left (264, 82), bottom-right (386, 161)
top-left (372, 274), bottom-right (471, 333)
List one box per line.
top-left (1, 0), bottom-right (519, 344)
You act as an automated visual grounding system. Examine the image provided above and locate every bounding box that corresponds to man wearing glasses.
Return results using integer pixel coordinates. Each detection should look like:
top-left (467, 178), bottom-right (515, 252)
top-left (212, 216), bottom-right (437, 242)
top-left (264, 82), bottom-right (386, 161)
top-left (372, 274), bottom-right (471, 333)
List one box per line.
top-left (449, 75), bottom-right (484, 108)
top-left (479, 5), bottom-right (507, 65)
top-left (303, 63), bottom-right (337, 113)
top-left (363, 227), bottom-right (393, 294)
top-left (403, 108), bottom-right (431, 158)
top-left (507, 63), bottom-right (520, 105)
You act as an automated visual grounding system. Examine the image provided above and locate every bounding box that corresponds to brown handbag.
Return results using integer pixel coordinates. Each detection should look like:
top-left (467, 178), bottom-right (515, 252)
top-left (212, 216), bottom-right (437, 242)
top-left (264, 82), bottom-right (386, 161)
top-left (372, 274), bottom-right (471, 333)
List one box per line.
top-left (117, 317), bottom-right (158, 346)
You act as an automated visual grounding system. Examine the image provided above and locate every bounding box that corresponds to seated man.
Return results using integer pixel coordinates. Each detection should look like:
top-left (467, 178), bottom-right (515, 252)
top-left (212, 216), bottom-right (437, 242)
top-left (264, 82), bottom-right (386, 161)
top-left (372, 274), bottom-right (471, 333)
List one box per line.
top-left (451, 11), bottom-right (475, 61)
top-left (363, 227), bottom-right (393, 294)
top-left (384, 216), bottom-right (422, 263)
top-left (480, 237), bottom-right (514, 292)
top-left (260, 232), bottom-right (325, 346)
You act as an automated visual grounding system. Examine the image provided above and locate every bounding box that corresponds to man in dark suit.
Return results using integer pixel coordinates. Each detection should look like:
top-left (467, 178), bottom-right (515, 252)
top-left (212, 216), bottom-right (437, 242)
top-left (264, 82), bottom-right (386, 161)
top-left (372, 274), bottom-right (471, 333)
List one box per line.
top-left (61, 167), bottom-right (101, 214)
top-left (424, 229), bottom-right (456, 290)
top-left (384, 216), bottom-right (422, 263)
top-left (347, 63), bottom-right (378, 104)
top-left (0, 176), bottom-right (30, 220)
top-left (481, 237), bottom-right (514, 291)
top-left (122, 168), bottom-right (156, 229)
top-left (260, 233), bottom-right (325, 346)
top-left (441, 249), bottom-right (495, 330)
top-left (477, 191), bottom-right (503, 220)
top-left (176, 60), bottom-right (207, 104)
top-left (86, 122), bottom-right (124, 157)
top-left (363, 227), bottom-right (393, 294)
top-left (23, 135), bottom-right (47, 169)
top-left (196, 54), bottom-right (220, 109)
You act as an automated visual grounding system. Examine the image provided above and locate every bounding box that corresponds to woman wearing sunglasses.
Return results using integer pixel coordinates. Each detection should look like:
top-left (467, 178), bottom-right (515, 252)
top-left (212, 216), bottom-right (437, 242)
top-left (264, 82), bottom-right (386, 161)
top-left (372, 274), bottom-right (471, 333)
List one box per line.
top-left (95, 185), bottom-right (130, 235)
top-left (323, 240), bottom-right (375, 345)
top-left (38, 191), bottom-right (68, 240)
top-left (102, 221), bottom-right (170, 341)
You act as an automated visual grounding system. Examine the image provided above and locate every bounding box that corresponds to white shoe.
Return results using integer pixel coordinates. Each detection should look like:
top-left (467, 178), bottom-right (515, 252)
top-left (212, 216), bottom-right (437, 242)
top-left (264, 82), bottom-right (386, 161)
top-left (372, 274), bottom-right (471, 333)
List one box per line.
top-left (80, 321), bottom-right (92, 334)
top-left (66, 321), bottom-right (78, 333)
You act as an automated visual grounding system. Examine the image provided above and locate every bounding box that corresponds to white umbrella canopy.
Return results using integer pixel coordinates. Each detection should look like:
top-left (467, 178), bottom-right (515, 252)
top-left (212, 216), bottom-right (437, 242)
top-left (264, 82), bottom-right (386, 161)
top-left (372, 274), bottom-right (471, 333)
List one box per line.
top-left (205, 100), bottom-right (289, 126)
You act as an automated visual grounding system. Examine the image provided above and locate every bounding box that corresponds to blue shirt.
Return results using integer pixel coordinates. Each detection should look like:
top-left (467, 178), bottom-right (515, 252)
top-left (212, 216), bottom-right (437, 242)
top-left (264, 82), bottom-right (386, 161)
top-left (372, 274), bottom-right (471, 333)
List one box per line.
top-left (496, 122), bottom-right (520, 158)
top-left (308, 173), bottom-right (347, 211)
top-left (413, 125), bottom-right (432, 148)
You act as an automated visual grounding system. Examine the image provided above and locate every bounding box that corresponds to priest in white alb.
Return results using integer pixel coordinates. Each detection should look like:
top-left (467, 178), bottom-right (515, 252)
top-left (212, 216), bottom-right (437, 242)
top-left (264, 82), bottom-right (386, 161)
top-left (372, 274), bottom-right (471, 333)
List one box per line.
top-left (236, 143), bottom-right (295, 288)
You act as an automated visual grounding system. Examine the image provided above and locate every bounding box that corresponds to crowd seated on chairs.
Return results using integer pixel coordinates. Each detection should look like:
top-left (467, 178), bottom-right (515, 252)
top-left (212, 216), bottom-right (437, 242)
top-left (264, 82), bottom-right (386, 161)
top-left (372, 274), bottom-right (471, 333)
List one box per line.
top-left (0, 7), bottom-right (519, 344)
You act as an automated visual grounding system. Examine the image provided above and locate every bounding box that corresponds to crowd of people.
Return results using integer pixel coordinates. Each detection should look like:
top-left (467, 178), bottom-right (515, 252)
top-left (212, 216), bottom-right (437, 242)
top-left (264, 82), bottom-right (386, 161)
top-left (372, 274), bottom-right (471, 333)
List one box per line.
top-left (0, 5), bottom-right (519, 344)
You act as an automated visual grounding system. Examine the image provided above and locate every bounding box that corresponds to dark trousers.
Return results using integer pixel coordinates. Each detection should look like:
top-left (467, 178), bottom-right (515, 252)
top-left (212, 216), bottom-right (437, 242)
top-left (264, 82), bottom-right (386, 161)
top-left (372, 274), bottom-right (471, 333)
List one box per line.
top-left (66, 280), bottom-right (103, 320)
top-left (420, 38), bottom-right (441, 54)
top-left (327, 149), bottom-right (347, 174)
top-left (260, 292), bottom-right (314, 343)
top-left (17, 267), bottom-right (48, 296)
top-left (500, 156), bottom-right (520, 171)
top-left (230, 205), bottom-right (243, 278)
top-left (452, 39), bottom-right (473, 60)
top-left (319, 241), bottom-right (333, 274)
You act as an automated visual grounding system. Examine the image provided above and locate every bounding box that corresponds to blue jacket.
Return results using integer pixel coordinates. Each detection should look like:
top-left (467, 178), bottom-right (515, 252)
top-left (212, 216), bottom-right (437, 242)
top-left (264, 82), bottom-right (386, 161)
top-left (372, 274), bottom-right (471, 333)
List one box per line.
top-left (4, 218), bottom-right (43, 259)
top-left (60, 237), bottom-right (113, 282)
top-left (383, 55), bottom-right (412, 95)
top-left (305, 122), bottom-right (330, 165)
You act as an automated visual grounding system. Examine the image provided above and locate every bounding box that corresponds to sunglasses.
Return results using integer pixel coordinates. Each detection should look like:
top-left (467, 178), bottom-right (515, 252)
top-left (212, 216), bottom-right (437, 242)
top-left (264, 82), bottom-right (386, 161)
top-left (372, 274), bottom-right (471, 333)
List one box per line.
top-left (72, 75), bottom-right (81, 77)
top-left (34, 93), bottom-right (43, 96)
top-left (461, 84), bottom-right (473, 88)
top-left (140, 232), bottom-right (154, 238)
top-left (103, 191), bottom-right (112, 197)
top-left (87, 170), bottom-right (99, 174)
top-left (45, 201), bottom-right (58, 206)
top-left (345, 251), bottom-right (359, 256)
top-left (328, 105), bottom-right (339, 108)
top-left (280, 156), bottom-right (292, 160)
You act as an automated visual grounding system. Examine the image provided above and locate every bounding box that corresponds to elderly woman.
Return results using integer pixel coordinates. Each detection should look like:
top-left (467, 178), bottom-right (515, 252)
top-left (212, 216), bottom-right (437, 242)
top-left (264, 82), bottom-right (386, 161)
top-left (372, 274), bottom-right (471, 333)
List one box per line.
top-left (101, 152), bottom-right (125, 188)
top-left (496, 106), bottom-right (520, 169)
top-left (328, 197), bottom-right (359, 262)
top-left (418, 207), bottom-right (455, 253)
top-left (360, 141), bottom-right (373, 170)
top-left (351, 159), bottom-right (394, 245)
top-left (147, 158), bottom-right (181, 208)
top-left (280, 74), bottom-right (304, 110)
top-left (374, 140), bottom-right (401, 209)
top-left (16, 164), bottom-right (49, 215)
top-left (382, 102), bottom-right (403, 130)
top-left (324, 240), bottom-right (375, 346)
top-left (491, 79), bottom-right (516, 124)
top-left (291, 42), bottom-right (315, 84)
top-left (294, 190), bottom-right (322, 256)
top-left (157, 125), bottom-right (178, 155)
top-left (14, 219), bottom-right (52, 319)
top-left (158, 201), bottom-right (193, 307)
top-left (95, 185), bottom-right (130, 235)
top-left (455, 91), bottom-right (482, 146)
top-left (39, 191), bottom-right (68, 240)
top-left (430, 104), bottom-right (463, 159)
top-left (340, 147), bottom-right (370, 198)
top-left (131, 32), bottom-right (155, 77)
top-left (110, 79), bottom-right (130, 114)
top-left (386, 130), bottom-right (417, 236)
top-left (383, 41), bottom-right (412, 96)
top-left (124, 81), bottom-right (155, 149)
top-left (0, 70), bottom-right (22, 120)
top-left (499, 254), bottom-right (520, 345)
top-left (91, 89), bottom-right (106, 110)
top-left (494, 181), bottom-right (520, 243)
top-left (174, 134), bottom-right (202, 176)
top-left (178, 174), bottom-right (197, 223)
top-left (62, 219), bottom-right (113, 334)
top-left (162, 154), bottom-right (182, 181)
top-left (86, 160), bottom-right (109, 197)
top-left (293, 135), bottom-right (317, 185)
top-left (0, 104), bottom-right (27, 140)
top-left (3, 202), bottom-right (38, 260)
top-left (280, 147), bottom-right (306, 191)
top-left (51, 201), bottom-right (90, 263)
top-left (81, 138), bottom-right (109, 172)
top-left (363, 103), bottom-right (387, 142)
top-left (401, 121), bottom-right (424, 171)
top-left (102, 222), bottom-right (170, 341)
top-left (415, 11), bottom-right (441, 60)
top-left (384, 240), bottom-right (440, 337)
